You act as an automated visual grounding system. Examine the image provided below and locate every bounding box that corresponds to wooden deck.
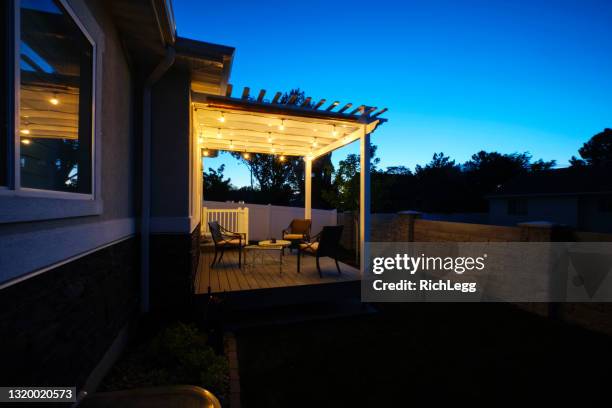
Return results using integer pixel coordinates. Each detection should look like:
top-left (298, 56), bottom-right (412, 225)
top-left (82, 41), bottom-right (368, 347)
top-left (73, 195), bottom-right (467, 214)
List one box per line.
top-left (195, 245), bottom-right (361, 294)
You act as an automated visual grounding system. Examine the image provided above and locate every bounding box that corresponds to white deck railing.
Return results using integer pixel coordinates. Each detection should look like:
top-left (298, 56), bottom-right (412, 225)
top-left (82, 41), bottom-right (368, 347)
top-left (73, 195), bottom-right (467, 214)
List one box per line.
top-left (201, 207), bottom-right (249, 243)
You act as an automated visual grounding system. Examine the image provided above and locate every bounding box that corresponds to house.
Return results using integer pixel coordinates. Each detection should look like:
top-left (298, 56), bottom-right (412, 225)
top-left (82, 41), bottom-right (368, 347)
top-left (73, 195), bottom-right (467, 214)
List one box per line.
top-left (0, 0), bottom-right (386, 392)
top-left (488, 167), bottom-right (612, 233)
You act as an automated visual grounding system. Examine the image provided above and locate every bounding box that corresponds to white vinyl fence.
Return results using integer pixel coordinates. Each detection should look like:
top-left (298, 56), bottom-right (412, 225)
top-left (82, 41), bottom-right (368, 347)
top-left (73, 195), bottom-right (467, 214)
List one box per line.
top-left (202, 200), bottom-right (337, 242)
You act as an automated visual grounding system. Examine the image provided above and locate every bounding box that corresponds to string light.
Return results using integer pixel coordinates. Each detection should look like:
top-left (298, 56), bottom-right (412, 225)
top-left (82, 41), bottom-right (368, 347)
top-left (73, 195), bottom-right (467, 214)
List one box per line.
top-left (278, 119), bottom-right (285, 131)
top-left (21, 139), bottom-right (31, 145)
top-left (216, 128), bottom-right (222, 139)
top-left (332, 125), bottom-right (338, 137)
top-left (218, 112), bottom-right (225, 123)
top-left (271, 146), bottom-right (276, 153)
top-left (312, 138), bottom-right (318, 147)
top-left (243, 152), bottom-right (250, 159)
top-left (203, 149), bottom-right (210, 157)
top-left (49, 92), bottom-right (59, 105)
top-left (279, 155), bottom-right (286, 162)
top-left (229, 140), bottom-right (234, 149)
top-left (267, 132), bottom-right (273, 143)
top-left (20, 129), bottom-right (30, 135)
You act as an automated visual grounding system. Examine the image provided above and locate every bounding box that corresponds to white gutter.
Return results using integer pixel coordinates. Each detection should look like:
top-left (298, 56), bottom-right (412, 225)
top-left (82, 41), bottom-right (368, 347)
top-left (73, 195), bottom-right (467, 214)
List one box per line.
top-left (141, 46), bottom-right (176, 313)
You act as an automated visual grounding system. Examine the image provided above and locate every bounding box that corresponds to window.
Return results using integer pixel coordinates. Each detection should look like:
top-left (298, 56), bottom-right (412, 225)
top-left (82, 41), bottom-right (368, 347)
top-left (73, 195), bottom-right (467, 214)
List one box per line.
top-left (19, 0), bottom-right (93, 194)
top-left (507, 198), bottom-right (528, 216)
top-left (1, 1), bottom-right (8, 186)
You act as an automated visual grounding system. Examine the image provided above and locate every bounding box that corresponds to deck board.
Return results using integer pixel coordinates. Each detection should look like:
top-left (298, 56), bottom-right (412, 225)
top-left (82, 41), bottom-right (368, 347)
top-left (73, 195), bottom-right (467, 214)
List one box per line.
top-left (196, 245), bottom-right (361, 294)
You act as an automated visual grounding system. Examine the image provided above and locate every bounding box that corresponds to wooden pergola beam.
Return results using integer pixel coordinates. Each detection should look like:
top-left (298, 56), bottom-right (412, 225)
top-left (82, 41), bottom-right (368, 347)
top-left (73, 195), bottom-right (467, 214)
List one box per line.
top-left (326, 101), bottom-right (340, 111)
top-left (241, 87), bottom-right (250, 100)
top-left (313, 99), bottom-right (326, 110)
top-left (338, 103), bottom-right (352, 113)
top-left (257, 89), bottom-right (266, 102)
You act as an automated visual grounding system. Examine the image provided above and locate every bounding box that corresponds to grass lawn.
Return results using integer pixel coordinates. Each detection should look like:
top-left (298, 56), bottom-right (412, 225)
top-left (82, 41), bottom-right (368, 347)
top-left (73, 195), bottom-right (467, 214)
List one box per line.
top-left (236, 303), bottom-right (612, 407)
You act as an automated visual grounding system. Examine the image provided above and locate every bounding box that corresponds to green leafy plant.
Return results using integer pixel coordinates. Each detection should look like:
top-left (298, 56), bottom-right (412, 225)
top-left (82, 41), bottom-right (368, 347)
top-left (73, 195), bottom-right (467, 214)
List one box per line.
top-left (102, 323), bottom-right (228, 402)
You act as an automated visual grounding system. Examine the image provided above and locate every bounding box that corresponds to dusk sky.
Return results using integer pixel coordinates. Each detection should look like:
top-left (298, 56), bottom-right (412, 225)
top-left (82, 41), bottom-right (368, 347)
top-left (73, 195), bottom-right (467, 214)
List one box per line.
top-left (174, 0), bottom-right (612, 187)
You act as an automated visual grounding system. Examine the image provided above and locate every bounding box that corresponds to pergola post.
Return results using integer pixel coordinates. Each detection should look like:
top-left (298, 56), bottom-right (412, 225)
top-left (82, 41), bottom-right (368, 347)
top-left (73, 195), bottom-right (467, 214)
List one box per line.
top-left (359, 125), bottom-right (371, 276)
top-left (304, 157), bottom-right (312, 220)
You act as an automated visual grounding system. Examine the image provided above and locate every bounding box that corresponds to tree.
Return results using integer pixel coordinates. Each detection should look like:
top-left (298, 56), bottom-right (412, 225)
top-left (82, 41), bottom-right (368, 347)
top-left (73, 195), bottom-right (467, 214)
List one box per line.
top-left (570, 128), bottom-right (612, 168)
top-left (322, 144), bottom-right (380, 211)
top-left (203, 164), bottom-right (232, 201)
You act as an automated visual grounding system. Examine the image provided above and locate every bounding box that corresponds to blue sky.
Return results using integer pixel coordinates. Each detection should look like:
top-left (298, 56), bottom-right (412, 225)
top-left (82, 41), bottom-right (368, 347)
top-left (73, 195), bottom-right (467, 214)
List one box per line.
top-left (174, 0), bottom-right (612, 187)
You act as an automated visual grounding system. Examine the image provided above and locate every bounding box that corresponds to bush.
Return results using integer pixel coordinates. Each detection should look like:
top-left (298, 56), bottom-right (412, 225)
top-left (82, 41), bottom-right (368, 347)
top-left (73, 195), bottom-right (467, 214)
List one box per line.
top-left (102, 323), bottom-right (228, 402)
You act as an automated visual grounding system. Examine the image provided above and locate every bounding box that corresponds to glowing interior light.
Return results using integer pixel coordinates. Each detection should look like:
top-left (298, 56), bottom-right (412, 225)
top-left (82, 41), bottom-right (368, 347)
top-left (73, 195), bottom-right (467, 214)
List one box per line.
top-left (278, 119), bottom-right (285, 131)
top-left (49, 92), bottom-right (59, 105)
top-left (20, 129), bottom-right (30, 135)
top-left (21, 139), bottom-right (31, 145)
top-left (218, 112), bottom-right (225, 122)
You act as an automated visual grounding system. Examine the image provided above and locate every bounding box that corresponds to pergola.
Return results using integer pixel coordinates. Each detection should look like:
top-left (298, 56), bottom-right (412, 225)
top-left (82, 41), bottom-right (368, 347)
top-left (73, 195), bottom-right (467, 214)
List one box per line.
top-left (192, 87), bottom-right (387, 272)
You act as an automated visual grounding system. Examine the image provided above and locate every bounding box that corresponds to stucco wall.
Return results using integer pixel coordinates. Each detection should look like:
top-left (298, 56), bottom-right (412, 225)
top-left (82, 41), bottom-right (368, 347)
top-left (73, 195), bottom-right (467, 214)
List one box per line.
top-left (150, 66), bottom-right (191, 224)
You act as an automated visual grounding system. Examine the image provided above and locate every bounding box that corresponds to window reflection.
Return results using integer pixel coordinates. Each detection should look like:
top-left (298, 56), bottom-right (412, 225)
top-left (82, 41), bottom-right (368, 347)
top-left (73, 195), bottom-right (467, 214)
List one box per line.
top-left (19, 0), bottom-right (93, 194)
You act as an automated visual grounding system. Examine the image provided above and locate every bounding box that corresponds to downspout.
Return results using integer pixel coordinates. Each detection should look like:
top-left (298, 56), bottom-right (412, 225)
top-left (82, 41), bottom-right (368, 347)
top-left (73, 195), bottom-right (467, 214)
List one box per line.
top-left (141, 46), bottom-right (176, 313)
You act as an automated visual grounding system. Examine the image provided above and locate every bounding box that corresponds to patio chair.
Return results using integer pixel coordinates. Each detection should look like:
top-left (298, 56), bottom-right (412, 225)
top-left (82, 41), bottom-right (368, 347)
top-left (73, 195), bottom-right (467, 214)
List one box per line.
top-left (297, 225), bottom-right (344, 277)
top-left (282, 218), bottom-right (311, 244)
top-left (208, 221), bottom-right (246, 268)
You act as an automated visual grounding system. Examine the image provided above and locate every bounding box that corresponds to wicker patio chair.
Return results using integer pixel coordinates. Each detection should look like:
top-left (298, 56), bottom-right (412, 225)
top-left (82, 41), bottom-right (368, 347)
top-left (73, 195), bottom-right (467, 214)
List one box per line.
top-left (297, 225), bottom-right (344, 277)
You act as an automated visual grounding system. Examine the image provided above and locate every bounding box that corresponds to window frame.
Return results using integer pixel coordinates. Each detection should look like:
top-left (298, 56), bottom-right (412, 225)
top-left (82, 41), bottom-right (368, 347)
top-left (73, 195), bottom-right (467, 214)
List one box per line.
top-left (0, 0), bottom-right (103, 223)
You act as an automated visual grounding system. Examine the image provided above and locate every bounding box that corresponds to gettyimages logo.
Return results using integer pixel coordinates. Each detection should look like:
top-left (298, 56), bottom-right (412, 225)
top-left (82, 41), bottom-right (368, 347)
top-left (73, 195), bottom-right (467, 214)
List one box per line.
top-left (364, 242), bottom-right (612, 302)
top-left (371, 253), bottom-right (488, 275)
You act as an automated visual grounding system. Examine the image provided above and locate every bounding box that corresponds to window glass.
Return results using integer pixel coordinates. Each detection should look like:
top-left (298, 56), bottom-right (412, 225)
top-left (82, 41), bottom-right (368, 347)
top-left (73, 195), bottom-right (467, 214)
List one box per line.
top-left (1, 1), bottom-right (7, 186)
top-left (19, 0), bottom-right (93, 194)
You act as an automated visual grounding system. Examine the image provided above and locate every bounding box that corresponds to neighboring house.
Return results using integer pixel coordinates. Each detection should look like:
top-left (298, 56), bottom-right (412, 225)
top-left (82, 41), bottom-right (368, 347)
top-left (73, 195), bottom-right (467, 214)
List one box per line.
top-left (0, 0), bottom-right (233, 391)
top-left (488, 167), bottom-right (612, 233)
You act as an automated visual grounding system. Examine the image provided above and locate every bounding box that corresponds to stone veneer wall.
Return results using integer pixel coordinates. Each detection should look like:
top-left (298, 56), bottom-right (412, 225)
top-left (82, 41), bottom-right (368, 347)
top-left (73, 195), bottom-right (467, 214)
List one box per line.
top-left (149, 224), bottom-right (201, 314)
top-left (0, 238), bottom-right (138, 388)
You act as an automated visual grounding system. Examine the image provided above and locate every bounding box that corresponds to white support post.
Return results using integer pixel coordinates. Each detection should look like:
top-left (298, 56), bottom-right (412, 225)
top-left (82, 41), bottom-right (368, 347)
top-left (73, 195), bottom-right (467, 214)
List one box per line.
top-left (359, 125), bottom-right (371, 276)
top-left (305, 158), bottom-right (312, 220)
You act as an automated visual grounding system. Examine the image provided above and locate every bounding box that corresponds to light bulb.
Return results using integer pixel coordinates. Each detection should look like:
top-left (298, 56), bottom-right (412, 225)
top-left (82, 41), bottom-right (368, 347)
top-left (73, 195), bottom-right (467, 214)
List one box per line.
top-left (271, 147), bottom-right (276, 153)
top-left (49, 93), bottom-right (59, 105)
top-left (278, 119), bottom-right (285, 131)
top-left (229, 140), bottom-right (234, 149)
top-left (279, 155), bottom-right (286, 162)
top-left (267, 132), bottom-right (273, 143)
top-left (21, 139), bottom-right (31, 145)
top-left (218, 112), bottom-right (225, 123)
top-left (20, 129), bottom-right (30, 135)
top-left (332, 125), bottom-right (338, 137)
top-left (217, 129), bottom-right (222, 139)
top-left (243, 152), bottom-right (250, 159)
top-left (203, 149), bottom-right (210, 157)
top-left (312, 138), bottom-right (318, 147)
top-left (198, 137), bottom-right (204, 144)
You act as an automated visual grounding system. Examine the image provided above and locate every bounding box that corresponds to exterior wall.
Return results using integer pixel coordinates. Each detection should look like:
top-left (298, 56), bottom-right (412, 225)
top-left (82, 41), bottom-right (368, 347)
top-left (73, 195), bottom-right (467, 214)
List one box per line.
top-left (0, 238), bottom-right (138, 388)
top-left (0, 0), bottom-right (138, 390)
top-left (578, 196), bottom-right (612, 233)
top-left (0, 0), bottom-right (136, 284)
top-left (489, 197), bottom-right (577, 227)
top-left (150, 66), bottom-right (192, 233)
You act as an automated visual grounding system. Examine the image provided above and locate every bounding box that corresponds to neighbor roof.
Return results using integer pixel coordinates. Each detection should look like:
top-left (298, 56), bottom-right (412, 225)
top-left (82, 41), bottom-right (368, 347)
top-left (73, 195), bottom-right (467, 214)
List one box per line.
top-left (490, 167), bottom-right (612, 198)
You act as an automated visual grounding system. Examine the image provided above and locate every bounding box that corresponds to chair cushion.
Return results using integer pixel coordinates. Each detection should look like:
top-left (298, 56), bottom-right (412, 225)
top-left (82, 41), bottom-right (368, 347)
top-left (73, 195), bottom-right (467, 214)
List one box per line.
top-left (219, 238), bottom-right (242, 246)
top-left (299, 242), bottom-right (318, 253)
top-left (284, 233), bottom-right (305, 240)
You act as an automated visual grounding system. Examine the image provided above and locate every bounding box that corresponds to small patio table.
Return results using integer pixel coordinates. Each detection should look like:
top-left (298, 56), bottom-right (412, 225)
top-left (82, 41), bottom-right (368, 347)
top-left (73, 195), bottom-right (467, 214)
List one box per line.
top-left (244, 240), bottom-right (291, 273)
